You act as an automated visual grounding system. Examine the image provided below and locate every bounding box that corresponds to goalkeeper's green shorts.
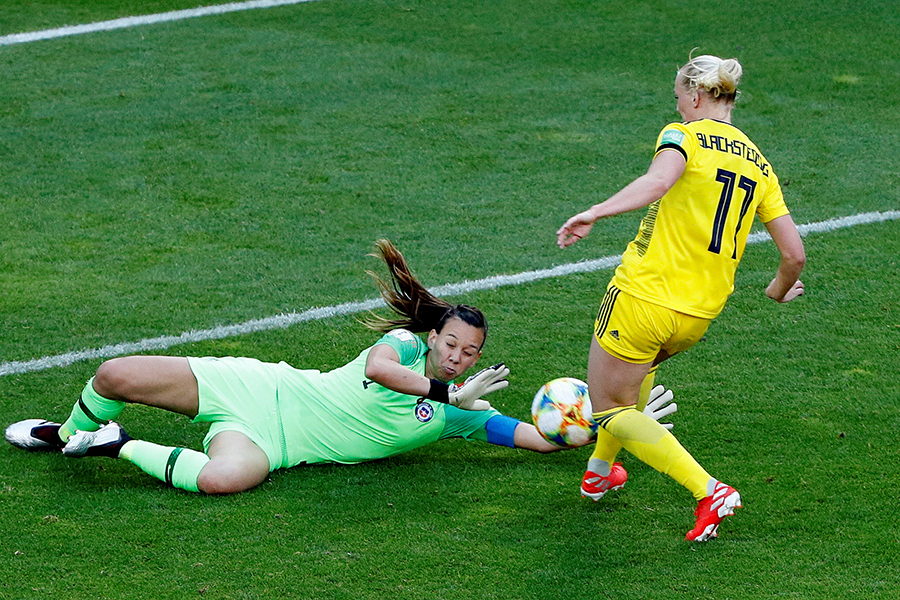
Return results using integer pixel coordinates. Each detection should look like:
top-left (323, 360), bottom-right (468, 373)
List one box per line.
top-left (188, 356), bottom-right (285, 471)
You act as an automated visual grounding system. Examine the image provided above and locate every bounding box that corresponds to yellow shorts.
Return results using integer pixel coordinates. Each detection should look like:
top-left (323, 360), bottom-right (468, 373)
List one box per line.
top-left (594, 285), bottom-right (711, 364)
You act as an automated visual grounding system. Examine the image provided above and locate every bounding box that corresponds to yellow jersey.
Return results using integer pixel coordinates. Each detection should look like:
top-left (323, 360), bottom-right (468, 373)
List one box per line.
top-left (611, 119), bottom-right (790, 319)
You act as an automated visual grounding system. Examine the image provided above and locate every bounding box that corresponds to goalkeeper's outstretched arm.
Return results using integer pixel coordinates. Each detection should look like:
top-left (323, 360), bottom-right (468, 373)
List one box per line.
top-left (514, 423), bottom-right (586, 453)
top-left (492, 385), bottom-right (677, 453)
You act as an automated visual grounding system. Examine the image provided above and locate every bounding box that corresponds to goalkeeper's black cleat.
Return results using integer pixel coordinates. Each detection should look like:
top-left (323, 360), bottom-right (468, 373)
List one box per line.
top-left (5, 419), bottom-right (65, 451)
top-left (63, 422), bottom-right (132, 458)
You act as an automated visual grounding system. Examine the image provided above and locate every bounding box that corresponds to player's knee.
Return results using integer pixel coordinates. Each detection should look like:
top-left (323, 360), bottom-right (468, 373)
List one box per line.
top-left (197, 462), bottom-right (266, 495)
top-left (93, 358), bottom-right (136, 399)
top-left (197, 472), bottom-right (236, 494)
top-left (197, 468), bottom-right (238, 494)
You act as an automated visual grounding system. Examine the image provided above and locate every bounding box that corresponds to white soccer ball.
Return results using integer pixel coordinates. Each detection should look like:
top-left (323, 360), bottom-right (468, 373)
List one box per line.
top-left (531, 377), bottom-right (597, 448)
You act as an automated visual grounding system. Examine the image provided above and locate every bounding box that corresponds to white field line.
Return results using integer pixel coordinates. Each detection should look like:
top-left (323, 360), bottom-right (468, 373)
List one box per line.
top-left (0, 0), bottom-right (318, 46)
top-left (2, 210), bottom-right (897, 377)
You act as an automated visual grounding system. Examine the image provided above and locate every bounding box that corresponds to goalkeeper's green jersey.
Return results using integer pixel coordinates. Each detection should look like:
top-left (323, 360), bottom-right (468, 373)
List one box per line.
top-left (276, 329), bottom-right (501, 467)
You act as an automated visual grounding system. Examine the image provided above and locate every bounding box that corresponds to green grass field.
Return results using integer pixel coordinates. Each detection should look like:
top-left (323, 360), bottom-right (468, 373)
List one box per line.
top-left (1, 1), bottom-right (898, 598)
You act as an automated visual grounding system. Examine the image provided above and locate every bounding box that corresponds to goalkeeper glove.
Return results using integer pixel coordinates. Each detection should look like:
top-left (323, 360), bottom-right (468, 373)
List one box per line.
top-left (425, 363), bottom-right (510, 411)
top-left (642, 385), bottom-right (677, 430)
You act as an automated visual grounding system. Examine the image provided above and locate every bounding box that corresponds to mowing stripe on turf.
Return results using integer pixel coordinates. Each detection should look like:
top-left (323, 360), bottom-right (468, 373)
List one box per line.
top-left (0, 0), bottom-right (319, 46)
top-left (0, 210), bottom-right (897, 377)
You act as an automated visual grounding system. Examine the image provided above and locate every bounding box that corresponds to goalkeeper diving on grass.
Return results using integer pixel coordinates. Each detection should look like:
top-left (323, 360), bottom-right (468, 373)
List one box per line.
top-left (7, 239), bottom-right (675, 494)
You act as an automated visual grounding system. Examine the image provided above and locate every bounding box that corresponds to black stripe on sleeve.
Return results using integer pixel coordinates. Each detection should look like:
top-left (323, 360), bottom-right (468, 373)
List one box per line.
top-left (656, 143), bottom-right (687, 161)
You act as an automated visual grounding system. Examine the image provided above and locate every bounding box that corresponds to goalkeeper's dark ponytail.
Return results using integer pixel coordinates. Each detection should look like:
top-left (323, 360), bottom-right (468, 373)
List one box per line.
top-left (364, 239), bottom-right (488, 345)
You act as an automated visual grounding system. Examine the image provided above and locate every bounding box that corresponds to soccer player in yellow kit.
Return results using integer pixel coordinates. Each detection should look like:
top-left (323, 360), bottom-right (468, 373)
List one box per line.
top-left (557, 53), bottom-right (806, 541)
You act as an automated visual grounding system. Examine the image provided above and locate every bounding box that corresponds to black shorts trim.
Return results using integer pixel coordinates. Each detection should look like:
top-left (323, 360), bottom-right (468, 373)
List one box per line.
top-left (594, 285), bottom-right (620, 339)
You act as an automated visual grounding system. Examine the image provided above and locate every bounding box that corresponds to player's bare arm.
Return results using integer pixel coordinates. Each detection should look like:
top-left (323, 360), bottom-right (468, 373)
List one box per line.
top-left (763, 214), bottom-right (806, 302)
top-left (557, 149), bottom-right (686, 248)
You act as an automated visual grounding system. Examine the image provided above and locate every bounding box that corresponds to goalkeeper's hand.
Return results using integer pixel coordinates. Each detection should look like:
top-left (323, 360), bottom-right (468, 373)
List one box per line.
top-left (447, 363), bottom-right (509, 411)
top-left (642, 385), bottom-right (677, 430)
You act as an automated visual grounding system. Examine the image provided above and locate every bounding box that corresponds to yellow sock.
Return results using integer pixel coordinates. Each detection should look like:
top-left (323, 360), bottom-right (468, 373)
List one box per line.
top-left (587, 427), bottom-right (622, 476)
top-left (594, 405), bottom-right (711, 500)
top-left (587, 367), bottom-right (657, 475)
top-left (636, 365), bottom-right (658, 412)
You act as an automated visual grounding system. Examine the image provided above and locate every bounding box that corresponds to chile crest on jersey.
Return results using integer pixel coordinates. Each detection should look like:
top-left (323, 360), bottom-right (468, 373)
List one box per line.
top-left (415, 399), bottom-right (435, 423)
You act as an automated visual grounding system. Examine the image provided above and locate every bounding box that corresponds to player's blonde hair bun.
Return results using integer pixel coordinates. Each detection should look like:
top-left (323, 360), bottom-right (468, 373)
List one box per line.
top-left (678, 53), bottom-right (742, 100)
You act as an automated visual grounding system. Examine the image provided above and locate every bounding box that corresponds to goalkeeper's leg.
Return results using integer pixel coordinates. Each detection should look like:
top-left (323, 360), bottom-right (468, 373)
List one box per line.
top-left (57, 377), bottom-right (126, 443)
top-left (9, 357), bottom-right (198, 453)
top-left (120, 440), bottom-right (211, 493)
top-left (196, 431), bottom-right (271, 494)
top-left (67, 429), bottom-right (269, 494)
top-left (58, 356), bottom-right (201, 444)
top-left (122, 429), bottom-right (269, 494)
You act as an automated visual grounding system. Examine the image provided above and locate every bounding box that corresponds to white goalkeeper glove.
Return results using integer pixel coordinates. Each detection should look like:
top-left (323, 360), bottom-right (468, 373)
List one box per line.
top-left (642, 385), bottom-right (677, 430)
top-left (449, 363), bottom-right (509, 411)
top-left (458, 363), bottom-right (509, 390)
top-left (424, 363), bottom-right (509, 411)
